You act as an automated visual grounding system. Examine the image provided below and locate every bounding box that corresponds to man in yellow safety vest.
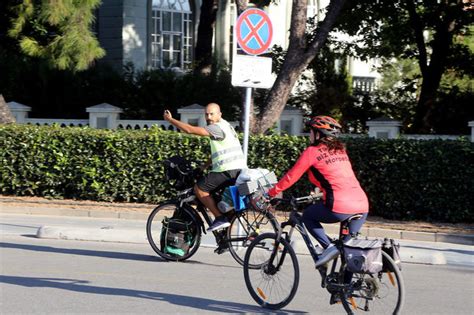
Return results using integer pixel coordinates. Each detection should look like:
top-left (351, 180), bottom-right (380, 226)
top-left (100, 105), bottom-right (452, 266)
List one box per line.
top-left (164, 103), bottom-right (247, 231)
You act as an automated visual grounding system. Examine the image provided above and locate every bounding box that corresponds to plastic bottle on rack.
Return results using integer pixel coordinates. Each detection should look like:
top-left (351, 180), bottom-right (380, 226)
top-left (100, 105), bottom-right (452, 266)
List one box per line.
top-left (217, 201), bottom-right (233, 213)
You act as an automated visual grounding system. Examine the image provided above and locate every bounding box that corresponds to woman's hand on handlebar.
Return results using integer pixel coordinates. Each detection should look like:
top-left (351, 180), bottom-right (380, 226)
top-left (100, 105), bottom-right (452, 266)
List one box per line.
top-left (269, 197), bottom-right (283, 206)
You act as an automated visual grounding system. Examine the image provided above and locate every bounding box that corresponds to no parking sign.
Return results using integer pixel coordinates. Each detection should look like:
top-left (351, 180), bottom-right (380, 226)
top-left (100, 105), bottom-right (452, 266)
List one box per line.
top-left (235, 8), bottom-right (273, 56)
top-left (233, 9), bottom-right (275, 164)
top-left (232, 8), bottom-right (274, 89)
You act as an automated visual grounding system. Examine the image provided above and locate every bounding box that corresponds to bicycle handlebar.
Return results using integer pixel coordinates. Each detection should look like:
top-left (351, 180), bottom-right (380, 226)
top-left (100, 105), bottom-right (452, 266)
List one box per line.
top-left (271, 192), bottom-right (323, 209)
top-left (169, 161), bottom-right (202, 177)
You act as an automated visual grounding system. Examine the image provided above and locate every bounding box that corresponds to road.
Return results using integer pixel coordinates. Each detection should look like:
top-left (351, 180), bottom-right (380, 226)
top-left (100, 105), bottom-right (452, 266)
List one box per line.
top-left (1, 214), bottom-right (474, 314)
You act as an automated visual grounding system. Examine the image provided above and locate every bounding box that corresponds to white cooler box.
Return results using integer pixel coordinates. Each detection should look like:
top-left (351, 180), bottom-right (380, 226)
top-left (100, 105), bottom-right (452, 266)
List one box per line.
top-left (237, 171), bottom-right (278, 196)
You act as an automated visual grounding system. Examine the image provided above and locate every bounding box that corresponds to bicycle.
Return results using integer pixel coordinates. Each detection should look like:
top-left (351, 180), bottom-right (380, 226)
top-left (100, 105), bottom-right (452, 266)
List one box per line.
top-left (146, 156), bottom-right (279, 266)
top-left (243, 194), bottom-right (405, 314)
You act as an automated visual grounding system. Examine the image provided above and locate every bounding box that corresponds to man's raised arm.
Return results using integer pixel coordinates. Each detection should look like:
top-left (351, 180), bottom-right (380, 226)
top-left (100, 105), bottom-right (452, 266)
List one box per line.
top-left (163, 109), bottom-right (210, 136)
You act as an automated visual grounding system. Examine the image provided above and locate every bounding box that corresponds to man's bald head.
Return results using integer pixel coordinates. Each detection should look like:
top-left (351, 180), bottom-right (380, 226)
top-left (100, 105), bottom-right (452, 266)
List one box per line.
top-left (205, 103), bottom-right (222, 125)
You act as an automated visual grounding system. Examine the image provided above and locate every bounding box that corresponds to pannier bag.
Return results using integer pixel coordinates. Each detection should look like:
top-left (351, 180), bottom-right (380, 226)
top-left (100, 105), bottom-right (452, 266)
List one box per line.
top-left (160, 217), bottom-right (194, 257)
top-left (382, 238), bottom-right (402, 271)
top-left (343, 238), bottom-right (383, 274)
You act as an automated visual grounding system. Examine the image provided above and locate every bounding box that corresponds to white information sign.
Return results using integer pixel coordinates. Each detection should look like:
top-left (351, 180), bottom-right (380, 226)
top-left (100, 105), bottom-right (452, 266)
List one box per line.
top-left (231, 54), bottom-right (275, 89)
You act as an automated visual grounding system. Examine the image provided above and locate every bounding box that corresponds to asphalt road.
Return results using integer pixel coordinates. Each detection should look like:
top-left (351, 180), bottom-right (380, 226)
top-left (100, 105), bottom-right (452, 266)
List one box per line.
top-left (1, 214), bottom-right (474, 314)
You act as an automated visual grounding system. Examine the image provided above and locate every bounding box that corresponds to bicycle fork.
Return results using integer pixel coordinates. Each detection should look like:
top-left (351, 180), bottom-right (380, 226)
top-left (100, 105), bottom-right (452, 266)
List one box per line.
top-left (264, 226), bottom-right (295, 274)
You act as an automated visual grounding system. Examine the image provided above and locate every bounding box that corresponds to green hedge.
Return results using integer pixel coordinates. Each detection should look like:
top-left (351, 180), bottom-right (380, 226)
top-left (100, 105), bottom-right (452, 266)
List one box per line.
top-left (1, 124), bottom-right (473, 223)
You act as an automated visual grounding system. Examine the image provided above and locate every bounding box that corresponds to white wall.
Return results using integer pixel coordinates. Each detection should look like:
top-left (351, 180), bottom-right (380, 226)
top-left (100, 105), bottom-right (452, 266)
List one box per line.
top-left (267, 1), bottom-right (292, 50)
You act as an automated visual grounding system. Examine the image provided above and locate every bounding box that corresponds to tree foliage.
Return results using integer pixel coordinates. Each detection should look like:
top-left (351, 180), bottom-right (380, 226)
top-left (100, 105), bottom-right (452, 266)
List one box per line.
top-left (8, 0), bottom-right (105, 71)
top-left (290, 43), bottom-right (353, 121)
top-left (334, 0), bottom-right (474, 132)
top-left (252, 0), bottom-right (346, 134)
top-left (0, 53), bottom-right (242, 122)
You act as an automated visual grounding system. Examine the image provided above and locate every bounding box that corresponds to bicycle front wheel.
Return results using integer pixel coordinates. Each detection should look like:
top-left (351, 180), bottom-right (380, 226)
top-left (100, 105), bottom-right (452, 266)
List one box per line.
top-left (341, 251), bottom-right (405, 314)
top-left (227, 209), bottom-right (278, 266)
top-left (243, 233), bottom-right (299, 310)
top-left (146, 201), bottom-right (201, 261)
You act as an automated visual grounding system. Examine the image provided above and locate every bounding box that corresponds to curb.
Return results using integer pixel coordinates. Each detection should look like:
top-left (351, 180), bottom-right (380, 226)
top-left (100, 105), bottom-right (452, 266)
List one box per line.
top-left (35, 225), bottom-right (451, 266)
top-left (1, 205), bottom-right (149, 220)
top-left (2, 204), bottom-right (474, 246)
top-left (36, 225), bottom-right (148, 244)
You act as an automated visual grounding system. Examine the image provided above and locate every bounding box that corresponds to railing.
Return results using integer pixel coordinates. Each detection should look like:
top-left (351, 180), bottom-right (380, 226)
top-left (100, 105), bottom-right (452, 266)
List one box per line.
top-left (7, 102), bottom-right (474, 141)
top-left (401, 134), bottom-right (463, 141)
top-left (26, 119), bottom-right (89, 127)
top-left (19, 118), bottom-right (241, 133)
top-left (117, 120), bottom-right (176, 130)
top-left (16, 118), bottom-right (472, 141)
top-left (22, 118), bottom-right (179, 131)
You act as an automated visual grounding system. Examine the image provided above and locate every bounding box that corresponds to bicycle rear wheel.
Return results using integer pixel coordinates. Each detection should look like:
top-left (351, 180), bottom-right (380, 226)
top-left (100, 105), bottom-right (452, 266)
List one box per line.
top-left (341, 251), bottom-right (405, 314)
top-left (243, 233), bottom-right (299, 310)
top-left (146, 201), bottom-right (201, 261)
top-left (227, 209), bottom-right (278, 266)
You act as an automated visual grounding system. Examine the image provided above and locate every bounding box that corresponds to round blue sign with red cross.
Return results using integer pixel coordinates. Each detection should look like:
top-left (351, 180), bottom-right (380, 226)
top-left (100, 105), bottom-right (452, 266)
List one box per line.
top-left (235, 8), bottom-right (273, 55)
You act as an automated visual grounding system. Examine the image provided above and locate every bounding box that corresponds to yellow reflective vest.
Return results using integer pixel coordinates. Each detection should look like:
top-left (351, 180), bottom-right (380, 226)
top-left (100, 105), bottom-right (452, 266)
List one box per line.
top-left (210, 119), bottom-right (247, 172)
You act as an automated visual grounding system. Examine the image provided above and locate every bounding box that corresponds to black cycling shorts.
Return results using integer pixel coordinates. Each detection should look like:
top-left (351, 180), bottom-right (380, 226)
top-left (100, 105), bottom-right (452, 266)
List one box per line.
top-left (196, 169), bottom-right (241, 193)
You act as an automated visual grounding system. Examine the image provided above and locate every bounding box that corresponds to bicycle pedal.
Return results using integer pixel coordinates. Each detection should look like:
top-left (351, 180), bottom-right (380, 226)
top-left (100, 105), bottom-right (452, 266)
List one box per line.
top-left (329, 294), bottom-right (341, 305)
top-left (316, 266), bottom-right (327, 288)
top-left (214, 246), bottom-right (229, 254)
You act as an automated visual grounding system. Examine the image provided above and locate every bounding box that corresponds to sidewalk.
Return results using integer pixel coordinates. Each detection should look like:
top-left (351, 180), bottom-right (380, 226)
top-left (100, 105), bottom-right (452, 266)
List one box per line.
top-left (1, 198), bottom-right (473, 267)
top-left (1, 196), bottom-right (473, 246)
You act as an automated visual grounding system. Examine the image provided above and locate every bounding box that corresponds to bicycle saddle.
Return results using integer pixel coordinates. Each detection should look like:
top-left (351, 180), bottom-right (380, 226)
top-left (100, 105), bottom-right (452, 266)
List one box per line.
top-left (344, 213), bottom-right (364, 223)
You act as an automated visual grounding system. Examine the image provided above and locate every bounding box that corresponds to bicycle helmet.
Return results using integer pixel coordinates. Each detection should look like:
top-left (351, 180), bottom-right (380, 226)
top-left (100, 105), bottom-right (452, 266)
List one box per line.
top-left (307, 115), bottom-right (342, 137)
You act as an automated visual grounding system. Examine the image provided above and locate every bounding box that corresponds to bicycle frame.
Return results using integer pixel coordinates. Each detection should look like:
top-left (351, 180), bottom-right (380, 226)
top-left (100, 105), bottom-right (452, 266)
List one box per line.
top-left (175, 187), bottom-right (227, 243)
top-left (176, 186), bottom-right (269, 248)
top-left (279, 211), bottom-right (322, 263)
top-left (268, 195), bottom-right (353, 293)
top-left (271, 196), bottom-right (324, 267)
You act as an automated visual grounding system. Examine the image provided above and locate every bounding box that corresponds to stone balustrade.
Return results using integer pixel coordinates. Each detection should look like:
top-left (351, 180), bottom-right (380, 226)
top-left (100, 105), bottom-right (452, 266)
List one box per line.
top-left (6, 101), bottom-right (474, 141)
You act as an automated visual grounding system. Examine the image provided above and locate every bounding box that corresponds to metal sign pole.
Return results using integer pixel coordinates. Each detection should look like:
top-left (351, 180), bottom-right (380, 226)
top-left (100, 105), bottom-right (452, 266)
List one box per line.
top-left (242, 86), bottom-right (252, 163)
top-left (233, 9), bottom-right (273, 248)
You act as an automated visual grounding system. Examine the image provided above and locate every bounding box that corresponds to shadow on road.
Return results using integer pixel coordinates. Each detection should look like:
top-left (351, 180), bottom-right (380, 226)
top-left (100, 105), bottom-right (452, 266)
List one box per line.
top-left (1, 242), bottom-right (248, 269)
top-left (0, 275), bottom-right (305, 314)
top-left (0, 242), bottom-right (162, 262)
top-left (184, 259), bottom-right (242, 270)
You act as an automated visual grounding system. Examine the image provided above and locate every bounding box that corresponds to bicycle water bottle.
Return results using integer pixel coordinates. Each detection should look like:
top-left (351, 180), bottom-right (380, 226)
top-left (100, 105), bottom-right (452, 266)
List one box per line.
top-left (217, 201), bottom-right (233, 213)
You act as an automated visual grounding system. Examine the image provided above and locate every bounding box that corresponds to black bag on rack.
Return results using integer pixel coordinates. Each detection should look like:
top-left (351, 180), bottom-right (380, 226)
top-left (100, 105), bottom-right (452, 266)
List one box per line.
top-left (343, 238), bottom-right (384, 274)
top-left (160, 216), bottom-right (194, 257)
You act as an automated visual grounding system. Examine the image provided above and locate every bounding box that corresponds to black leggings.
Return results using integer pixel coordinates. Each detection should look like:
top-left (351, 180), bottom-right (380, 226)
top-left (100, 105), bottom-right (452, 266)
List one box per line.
top-left (301, 202), bottom-right (367, 248)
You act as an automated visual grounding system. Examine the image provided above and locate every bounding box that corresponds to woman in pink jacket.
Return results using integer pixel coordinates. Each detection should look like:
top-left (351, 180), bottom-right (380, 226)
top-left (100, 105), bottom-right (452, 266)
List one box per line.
top-left (268, 116), bottom-right (369, 267)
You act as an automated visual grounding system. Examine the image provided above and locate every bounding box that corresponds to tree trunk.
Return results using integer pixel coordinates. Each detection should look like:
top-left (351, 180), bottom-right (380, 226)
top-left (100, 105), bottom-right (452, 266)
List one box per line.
top-left (253, 0), bottom-right (346, 134)
top-left (235, 0), bottom-right (248, 15)
top-left (194, 0), bottom-right (218, 75)
top-left (0, 94), bottom-right (15, 124)
top-left (412, 68), bottom-right (444, 133)
top-left (255, 55), bottom-right (308, 133)
top-left (411, 14), bottom-right (456, 133)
